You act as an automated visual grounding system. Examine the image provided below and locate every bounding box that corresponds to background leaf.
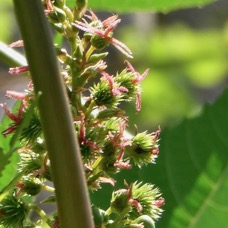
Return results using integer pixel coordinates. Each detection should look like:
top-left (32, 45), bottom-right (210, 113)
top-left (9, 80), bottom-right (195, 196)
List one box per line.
top-left (153, 88), bottom-right (228, 227)
top-left (0, 0), bottom-right (14, 42)
top-left (0, 110), bottom-right (19, 192)
top-left (67, 0), bottom-right (215, 12)
top-left (91, 88), bottom-right (228, 227)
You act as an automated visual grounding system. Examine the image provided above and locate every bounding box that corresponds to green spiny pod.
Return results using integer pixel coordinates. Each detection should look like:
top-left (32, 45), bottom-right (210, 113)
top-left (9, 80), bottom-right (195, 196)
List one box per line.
top-left (110, 190), bottom-right (129, 213)
top-left (19, 113), bottom-right (42, 144)
top-left (125, 131), bottom-right (158, 167)
top-left (0, 195), bottom-right (28, 227)
top-left (90, 80), bottom-right (120, 108)
top-left (100, 156), bottom-right (118, 174)
top-left (91, 35), bottom-right (109, 50)
top-left (21, 178), bottom-right (42, 196)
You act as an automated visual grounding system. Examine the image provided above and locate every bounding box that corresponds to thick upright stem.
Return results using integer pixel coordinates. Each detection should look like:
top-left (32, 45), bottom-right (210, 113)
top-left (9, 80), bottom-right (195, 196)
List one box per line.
top-left (13, 0), bottom-right (94, 227)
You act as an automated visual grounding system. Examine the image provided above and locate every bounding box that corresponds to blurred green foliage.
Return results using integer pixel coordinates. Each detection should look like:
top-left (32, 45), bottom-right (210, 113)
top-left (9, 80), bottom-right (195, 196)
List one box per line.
top-left (120, 24), bottom-right (228, 130)
top-left (0, 0), bottom-right (14, 42)
top-left (67, 0), bottom-right (215, 12)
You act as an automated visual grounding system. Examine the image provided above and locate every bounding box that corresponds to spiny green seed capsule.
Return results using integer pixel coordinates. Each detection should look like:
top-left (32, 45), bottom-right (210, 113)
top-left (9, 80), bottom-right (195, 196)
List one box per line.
top-left (91, 35), bottom-right (109, 50)
top-left (90, 81), bottom-right (119, 107)
top-left (110, 190), bottom-right (129, 213)
top-left (21, 178), bottom-right (42, 196)
top-left (20, 114), bottom-right (42, 144)
top-left (0, 195), bottom-right (28, 227)
top-left (134, 215), bottom-right (155, 228)
top-left (115, 70), bottom-right (137, 98)
top-left (100, 156), bottom-right (118, 174)
top-left (125, 132), bottom-right (157, 167)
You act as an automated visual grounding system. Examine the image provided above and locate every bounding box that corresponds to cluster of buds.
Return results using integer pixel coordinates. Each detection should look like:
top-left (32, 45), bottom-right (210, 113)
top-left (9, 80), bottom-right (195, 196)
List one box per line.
top-left (0, 0), bottom-right (164, 227)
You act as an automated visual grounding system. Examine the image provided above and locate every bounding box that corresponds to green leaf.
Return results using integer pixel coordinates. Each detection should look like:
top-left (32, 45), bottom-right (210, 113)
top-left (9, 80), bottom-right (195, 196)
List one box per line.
top-left (91, 89), bottom-right (228, 227)
top-left (0, 109), bottom-right (19, 194)
top-left (153, 89), bottom-right (228, 227)
top-left (67, 0), bottom-right (215, 12)
top-left (0, 0), bottom-right (14, 42)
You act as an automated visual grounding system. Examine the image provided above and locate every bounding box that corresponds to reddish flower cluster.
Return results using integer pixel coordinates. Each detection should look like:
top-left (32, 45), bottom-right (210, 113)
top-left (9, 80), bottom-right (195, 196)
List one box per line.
top-left (73, 11), bottom-right (133, 58)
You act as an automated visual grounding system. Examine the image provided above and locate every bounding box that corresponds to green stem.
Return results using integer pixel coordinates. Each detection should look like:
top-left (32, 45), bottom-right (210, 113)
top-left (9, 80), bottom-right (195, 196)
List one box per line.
top-left (109, 207), bottom-right (131, 228)
top-left (85, 100), bottom-right (96, 118)
top-left (85, 46), bottom-right (96, 60)
top-left (106, 207), bottom-right (112, 216)
top-left (91, 156), bottom-right (103, 170)
top-left (13, 1), bottom-right (94, 227)
top-left (41, 184), bottom-right (55, 193)
top-left (29, 204), bottom-right (51, 226)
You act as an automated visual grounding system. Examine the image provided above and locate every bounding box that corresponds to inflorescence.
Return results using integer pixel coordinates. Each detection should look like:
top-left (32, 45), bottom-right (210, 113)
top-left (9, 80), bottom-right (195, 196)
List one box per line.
top-left (0, 0), bottom-right (164, 227)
